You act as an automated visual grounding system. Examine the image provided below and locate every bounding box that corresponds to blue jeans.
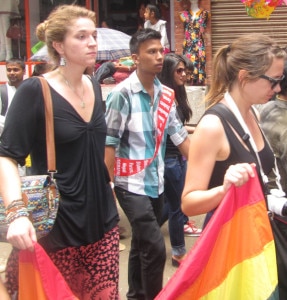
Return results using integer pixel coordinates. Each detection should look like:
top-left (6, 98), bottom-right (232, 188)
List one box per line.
top-left (160, 156), bottom-right (187, 257)
top-left (115, 187), bottom-right (166, 300)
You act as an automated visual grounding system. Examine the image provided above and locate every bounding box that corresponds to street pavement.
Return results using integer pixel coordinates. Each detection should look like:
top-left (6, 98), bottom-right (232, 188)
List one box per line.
top-left (0, 205), bottom-right (205, 299)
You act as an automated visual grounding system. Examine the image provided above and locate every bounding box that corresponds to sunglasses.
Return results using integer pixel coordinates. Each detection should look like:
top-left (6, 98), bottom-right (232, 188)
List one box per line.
top-left (259, 74), bottom-right (285, 89)
top-left (176, 68), bottom-right (186, 75)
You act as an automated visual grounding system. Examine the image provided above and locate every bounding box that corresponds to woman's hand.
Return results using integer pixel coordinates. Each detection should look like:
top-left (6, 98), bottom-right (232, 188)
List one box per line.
top-left (223, 163), bottom-right (256, 193)
top-left (7, 217), bottom-right (37, 251)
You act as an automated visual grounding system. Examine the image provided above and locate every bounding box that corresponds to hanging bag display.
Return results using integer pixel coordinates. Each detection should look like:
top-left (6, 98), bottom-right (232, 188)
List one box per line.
top-left (0, 77), bottom-right (59, 241)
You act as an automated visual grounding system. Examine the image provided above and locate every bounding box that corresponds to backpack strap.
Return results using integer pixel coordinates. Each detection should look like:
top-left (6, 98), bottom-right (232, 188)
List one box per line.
top-left (0, 85), bottom-right (9, 116)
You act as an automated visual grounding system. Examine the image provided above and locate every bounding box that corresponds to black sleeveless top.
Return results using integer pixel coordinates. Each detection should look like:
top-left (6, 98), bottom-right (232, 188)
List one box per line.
top-left (206, 104), bottom-right (274, 191)
top-left (202, 104), bottom-right (274, 228)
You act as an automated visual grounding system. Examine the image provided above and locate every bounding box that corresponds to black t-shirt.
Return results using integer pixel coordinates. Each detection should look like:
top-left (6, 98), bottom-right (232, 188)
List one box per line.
top-left (0, 76), bottom-right (119, 251)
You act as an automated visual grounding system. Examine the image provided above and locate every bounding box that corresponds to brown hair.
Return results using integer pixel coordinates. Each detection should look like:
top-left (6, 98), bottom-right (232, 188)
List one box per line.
top-left (206, 33), bottom-right (286, 106)
top-left (36, 5), bottom-right (96, 64)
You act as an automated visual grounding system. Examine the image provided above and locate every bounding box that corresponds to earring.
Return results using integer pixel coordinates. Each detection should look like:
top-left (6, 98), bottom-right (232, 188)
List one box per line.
top-left (60, 57), bottom-right (66, 66)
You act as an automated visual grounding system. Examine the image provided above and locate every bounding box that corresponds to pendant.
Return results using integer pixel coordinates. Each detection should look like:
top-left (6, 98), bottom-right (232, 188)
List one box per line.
top-left (81, 101), bottom-right (85, 109)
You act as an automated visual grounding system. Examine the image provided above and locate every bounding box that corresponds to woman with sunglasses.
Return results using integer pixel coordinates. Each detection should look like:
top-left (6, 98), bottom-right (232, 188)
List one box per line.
top-left (158, 53), bottom-right (201, 267)
top-left (181, 33), bottom-right (286, 297)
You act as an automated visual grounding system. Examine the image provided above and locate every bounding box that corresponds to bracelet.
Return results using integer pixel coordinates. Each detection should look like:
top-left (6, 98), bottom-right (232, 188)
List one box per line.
top-left (128, 66), bottom-right (131, 72)
top-left (110, 182), bottom-right (115, 189)
top-left (5, 199), bottom-right (26, 215)
top-left (6, 208), bottom-right (29, 224)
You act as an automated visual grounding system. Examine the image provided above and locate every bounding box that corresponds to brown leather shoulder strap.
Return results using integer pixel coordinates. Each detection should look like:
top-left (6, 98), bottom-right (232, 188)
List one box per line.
top-left (38, 77), bottom-right (56, 173)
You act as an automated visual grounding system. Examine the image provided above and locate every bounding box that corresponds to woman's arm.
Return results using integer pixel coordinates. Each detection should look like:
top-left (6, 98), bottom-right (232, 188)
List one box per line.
top-left (0, 156), bottom-right (36, 250)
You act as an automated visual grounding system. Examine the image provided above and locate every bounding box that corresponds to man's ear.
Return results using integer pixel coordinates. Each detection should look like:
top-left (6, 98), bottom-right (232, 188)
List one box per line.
top-left (131, 53), bottom-right (139, 66)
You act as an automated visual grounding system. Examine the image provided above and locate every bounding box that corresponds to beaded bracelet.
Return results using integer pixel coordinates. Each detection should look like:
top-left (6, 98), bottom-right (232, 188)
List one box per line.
top-left (6, 208), bottom-right (29, 225)
top-left (6, 207), bottom-right (28, 219)
top-left (5, 199), bottom-right (26, 212)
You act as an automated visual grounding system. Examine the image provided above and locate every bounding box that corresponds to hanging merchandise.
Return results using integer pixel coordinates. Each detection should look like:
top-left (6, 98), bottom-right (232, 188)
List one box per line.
top-left (241, 0), bottom-right (284, 19)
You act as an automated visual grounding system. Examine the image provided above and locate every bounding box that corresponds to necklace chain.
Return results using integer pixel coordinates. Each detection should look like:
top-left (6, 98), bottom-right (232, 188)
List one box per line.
top-left (58, 69), bottom-right (85, 109)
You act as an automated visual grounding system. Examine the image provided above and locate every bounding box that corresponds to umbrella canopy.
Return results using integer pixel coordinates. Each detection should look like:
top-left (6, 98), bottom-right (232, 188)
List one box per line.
top-left (29, 27), bottom-right (131, 62)
top-left (96, 28), bottom-right (131, 60)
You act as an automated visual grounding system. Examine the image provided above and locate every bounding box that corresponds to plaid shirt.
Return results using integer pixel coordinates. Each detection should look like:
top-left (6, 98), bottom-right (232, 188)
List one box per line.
top-left (105, 72), bottom-right (188, 198)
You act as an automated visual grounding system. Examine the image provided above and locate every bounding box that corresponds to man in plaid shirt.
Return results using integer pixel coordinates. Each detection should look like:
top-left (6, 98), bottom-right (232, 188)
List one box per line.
top-left (105, 29), bottom-right (190, 300)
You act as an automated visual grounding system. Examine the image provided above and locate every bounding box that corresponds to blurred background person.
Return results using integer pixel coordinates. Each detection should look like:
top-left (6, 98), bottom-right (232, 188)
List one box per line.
top-left (31, 62), bottom-right (56, 76)
top-left (158, 53), bottom-right (201, 268)
top-left (260, 60), bottom-right (287, 195)
top-left (101, 17), bottom-right (114, 29)
top-left (137, 1), bottom-right (149, 31)
top-left (0, 57), bottom-right (25, 134)
top-left (144, 4), bottom-right (170, 53)
top-left (0, 0), bottom-right (20, 61)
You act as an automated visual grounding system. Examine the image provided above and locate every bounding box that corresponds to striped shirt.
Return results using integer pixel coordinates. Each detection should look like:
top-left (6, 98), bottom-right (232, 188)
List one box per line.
top-left (105, 71), bottom-right (188, 198)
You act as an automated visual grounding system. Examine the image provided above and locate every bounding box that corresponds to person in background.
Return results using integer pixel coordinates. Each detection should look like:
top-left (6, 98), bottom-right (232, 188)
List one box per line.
top-left (94, 59), bottom-right (136, 85)
top-left (0, 58), bottom-right (25, 135)
top-left (158, 53), bottom-right (201, 268)
top-left (144, 4), bottom-right (170, 53)
top-left (0, 5), bottom-right (119, 299)
top-left (181, 33), bottom-right (286, 298)
top-left (101, 17), bottom-right (114, 29)
top-left (0, 0), bottom-right (20, 61)
top-left (260, 59), bottom-right (287, 300)
top-left (105, 28), bottom-right (190, 300)
top-left (31, 62), bottom-right (56, 76)
top-left (137, 1), bottom-right (149, 31)
top-left (260, 60), bottom-right (287, 194)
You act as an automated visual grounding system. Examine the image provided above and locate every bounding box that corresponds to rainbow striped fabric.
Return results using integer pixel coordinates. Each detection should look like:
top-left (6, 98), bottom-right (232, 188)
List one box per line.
top-left (156, 171), bottom-right (278, 300)
top-left (19, 242), bottom-right (77, 300)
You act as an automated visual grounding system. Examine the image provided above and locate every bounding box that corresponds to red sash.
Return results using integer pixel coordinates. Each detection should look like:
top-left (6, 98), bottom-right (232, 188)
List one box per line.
top-left (115, 86), bottom-right (174, 176)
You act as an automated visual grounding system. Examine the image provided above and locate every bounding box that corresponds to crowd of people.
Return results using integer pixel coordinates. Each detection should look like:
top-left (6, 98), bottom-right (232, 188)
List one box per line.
top-left (0, 2), bottom-right (287, 300)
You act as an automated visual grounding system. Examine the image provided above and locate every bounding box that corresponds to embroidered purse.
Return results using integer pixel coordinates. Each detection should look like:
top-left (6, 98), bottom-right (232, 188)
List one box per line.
top-left (0, 77), bottom-right (59, 241)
